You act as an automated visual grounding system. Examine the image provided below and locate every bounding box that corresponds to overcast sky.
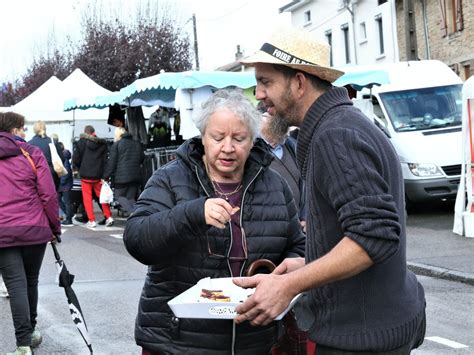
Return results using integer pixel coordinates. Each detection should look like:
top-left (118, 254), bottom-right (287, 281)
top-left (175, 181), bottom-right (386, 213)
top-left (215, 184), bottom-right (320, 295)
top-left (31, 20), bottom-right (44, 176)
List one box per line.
top-left (0, 0), bottom-right (290, 83)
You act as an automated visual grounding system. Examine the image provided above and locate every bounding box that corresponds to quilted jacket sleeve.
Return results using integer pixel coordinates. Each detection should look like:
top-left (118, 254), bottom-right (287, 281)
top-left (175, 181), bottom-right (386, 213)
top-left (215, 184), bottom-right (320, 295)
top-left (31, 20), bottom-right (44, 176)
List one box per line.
top-left (123, 165), bottom-right (210, 265)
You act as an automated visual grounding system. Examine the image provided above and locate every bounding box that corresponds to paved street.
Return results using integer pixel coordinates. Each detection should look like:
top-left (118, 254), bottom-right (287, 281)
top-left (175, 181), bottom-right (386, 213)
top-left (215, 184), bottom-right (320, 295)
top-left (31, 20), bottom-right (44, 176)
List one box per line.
top-left (1, 203), bottom-right (473, 354)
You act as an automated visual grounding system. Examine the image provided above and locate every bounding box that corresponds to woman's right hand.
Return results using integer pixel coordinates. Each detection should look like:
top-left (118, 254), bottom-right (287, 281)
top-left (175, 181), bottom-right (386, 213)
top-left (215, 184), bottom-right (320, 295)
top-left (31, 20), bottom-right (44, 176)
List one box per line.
top-left (204, 198), bottom-right (236, 229)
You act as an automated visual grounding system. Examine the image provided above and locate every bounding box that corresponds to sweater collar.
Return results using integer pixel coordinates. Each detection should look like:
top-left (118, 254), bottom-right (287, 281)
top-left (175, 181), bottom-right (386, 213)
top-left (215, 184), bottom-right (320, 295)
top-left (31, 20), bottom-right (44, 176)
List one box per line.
top-left (296, 86), bottom-right (352, 178)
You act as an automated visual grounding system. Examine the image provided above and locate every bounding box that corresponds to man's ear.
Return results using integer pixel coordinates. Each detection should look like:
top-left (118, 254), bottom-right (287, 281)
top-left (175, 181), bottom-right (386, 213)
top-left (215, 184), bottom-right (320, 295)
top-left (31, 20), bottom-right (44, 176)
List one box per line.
top-left (294, 72), bottom-right (308, 99)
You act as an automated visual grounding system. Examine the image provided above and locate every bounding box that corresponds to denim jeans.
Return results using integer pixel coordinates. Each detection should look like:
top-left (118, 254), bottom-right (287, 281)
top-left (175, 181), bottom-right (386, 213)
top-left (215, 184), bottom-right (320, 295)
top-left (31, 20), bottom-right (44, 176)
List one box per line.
top-left (58, 190), bottom-right (73, 221)
top-left (0, 244), bottom-right (47, 346)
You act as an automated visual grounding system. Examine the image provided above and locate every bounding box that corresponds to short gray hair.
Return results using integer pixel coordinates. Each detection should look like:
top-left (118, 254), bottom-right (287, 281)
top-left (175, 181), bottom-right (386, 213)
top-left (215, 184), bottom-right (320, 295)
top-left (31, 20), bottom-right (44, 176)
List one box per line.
top-left (194, 89), bottom-right (260, 140)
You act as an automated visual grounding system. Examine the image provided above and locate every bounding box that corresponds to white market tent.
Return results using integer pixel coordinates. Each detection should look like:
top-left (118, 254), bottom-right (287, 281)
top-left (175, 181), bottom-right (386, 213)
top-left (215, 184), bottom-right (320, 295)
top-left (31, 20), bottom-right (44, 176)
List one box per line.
top-left (64, 70), bottom-right (257, 139)
top-left (453, 76), bottom-right (474, 237)
top-left (13, 69), bottom-right (113, 150)
top-left (13, 76), bottom-right (64, 116)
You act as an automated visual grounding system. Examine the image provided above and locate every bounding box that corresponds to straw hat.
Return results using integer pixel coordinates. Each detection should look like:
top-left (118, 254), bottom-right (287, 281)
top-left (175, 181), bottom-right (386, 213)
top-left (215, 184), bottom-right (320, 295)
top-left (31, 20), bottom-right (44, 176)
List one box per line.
top-left (241, 27), bottom-right (344, 83)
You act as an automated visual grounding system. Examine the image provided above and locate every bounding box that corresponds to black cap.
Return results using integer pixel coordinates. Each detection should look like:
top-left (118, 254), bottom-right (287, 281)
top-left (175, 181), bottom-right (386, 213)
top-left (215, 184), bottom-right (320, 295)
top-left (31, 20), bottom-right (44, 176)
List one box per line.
top-left (108, 104), bottom-right (125, 126)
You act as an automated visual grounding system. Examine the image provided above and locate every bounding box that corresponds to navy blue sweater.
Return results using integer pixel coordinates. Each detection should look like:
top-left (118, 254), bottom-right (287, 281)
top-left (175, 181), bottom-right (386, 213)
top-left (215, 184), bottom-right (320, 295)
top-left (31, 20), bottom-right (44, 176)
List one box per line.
top-left (297, 87), bottom-right (425, 351)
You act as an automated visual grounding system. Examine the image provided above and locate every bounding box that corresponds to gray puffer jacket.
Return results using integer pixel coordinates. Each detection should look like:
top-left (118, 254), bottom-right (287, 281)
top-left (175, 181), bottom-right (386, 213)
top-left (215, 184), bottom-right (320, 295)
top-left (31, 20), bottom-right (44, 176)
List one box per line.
top-left (123, 137), bottom-right (305, 354)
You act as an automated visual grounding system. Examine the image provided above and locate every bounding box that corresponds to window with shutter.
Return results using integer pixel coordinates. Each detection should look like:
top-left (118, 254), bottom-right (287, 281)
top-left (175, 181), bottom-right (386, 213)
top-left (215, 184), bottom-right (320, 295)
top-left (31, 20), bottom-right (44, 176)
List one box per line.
top-left (456, 0), bottom-right (464, 31)
top-left (439, 0), bottom-right (448, 37)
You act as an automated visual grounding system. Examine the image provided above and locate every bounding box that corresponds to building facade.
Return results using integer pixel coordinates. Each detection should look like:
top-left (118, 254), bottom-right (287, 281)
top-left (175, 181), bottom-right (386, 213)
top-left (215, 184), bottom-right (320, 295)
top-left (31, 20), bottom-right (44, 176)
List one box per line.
top-left (280, 0), bottom-right (472, 79)
top-left (396, 0), bottom-right (473, 80)
top-left (280, 0), bottom-right (399, 68)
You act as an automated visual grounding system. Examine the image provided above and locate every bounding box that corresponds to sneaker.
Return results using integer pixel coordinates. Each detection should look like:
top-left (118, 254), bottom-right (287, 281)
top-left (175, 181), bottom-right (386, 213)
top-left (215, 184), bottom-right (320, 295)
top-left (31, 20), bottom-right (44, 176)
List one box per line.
top-left (98, 218), bottom-right (106, 225)
top-left (72, 215), bottom-right (86, 225)
top-left (6, 346), bottom-right (32, 355)
top-left (31, 329), bottom-right (42, 348)
top-left (0, 281), bottom-right (9, 298)
top-left (61, 220), bottom-right (74, 226)
top-left (86, 221), bottom-right (97, 228)
top-left (105, 217), bottom-right (114, 227)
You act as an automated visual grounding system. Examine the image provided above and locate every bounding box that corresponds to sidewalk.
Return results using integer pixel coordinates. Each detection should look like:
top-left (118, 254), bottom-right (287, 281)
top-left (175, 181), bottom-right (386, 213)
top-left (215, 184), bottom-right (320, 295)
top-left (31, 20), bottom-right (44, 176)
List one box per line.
top-left (406, 207), bottom-right (474, 286)
top-left (77, 200), bottom-right (474, 285)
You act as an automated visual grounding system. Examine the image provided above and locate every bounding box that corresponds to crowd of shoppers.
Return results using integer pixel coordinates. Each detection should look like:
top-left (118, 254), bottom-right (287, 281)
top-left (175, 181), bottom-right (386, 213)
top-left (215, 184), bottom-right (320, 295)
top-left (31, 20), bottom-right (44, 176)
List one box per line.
top-left (1, 25), bottom-right (430, 355)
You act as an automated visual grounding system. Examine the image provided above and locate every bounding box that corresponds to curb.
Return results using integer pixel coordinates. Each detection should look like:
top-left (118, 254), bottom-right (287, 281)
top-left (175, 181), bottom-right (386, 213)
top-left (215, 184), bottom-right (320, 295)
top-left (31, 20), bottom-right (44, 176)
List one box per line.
top-left (408, 262), bottom-right (474, 286)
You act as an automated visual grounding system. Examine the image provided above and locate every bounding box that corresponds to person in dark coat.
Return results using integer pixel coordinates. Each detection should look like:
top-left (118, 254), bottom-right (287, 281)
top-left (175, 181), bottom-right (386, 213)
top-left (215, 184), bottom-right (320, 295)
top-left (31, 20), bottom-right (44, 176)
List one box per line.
top-left (103, 127), bottom-right (144, 215)
top-left (28, 120), bottom-right (64, 191)
top-left (123, 89), bottom-right (305, 355)
top-left (259, 108), bottom-right (306, 231)
top-left (72, 125), bottom-right (113, 228)
top-left (0, 112), bottom-right (61, 355)
top-left (58, 145), bottom-right (74, 226)
top-left (234, 27), bottom-right (426, 354)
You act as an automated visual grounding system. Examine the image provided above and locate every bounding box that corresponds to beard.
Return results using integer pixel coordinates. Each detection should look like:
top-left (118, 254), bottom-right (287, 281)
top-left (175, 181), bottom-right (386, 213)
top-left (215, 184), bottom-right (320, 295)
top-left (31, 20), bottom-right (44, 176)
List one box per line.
top-left (268, 86), bottom-right (300, 141)
top-left (268, 113), bottom-right (290, 144)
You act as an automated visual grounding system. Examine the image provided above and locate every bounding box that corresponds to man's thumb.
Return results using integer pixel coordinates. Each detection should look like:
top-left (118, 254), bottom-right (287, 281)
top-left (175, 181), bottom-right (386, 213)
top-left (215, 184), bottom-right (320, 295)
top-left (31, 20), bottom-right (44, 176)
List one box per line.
top-left (233, 275), bottom-right (258, 289)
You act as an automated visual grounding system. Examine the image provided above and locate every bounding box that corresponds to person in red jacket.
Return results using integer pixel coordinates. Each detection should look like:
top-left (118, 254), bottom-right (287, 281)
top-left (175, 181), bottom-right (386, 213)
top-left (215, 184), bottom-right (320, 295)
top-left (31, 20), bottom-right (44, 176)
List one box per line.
top-left (0, 112), bottom-right (61, 355)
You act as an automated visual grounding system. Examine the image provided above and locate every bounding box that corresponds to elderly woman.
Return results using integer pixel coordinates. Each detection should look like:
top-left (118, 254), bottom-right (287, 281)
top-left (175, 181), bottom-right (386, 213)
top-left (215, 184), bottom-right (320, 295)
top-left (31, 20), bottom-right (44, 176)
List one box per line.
top-left (123, 89), bottom-right (305, 354)
top-left (0, 112), bottom-right (61, 355)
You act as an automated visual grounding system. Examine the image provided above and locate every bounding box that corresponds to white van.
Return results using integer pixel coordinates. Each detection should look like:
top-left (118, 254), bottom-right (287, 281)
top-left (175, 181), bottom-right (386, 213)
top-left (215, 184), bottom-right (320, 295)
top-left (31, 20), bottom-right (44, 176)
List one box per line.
top-left (343, 60), bottom-right (463, 207)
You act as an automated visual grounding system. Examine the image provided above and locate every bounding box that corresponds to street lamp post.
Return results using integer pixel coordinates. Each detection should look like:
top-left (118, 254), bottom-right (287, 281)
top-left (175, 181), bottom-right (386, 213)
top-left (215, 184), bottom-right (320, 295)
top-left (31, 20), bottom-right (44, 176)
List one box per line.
top-left (192, 13), bottom-right (200, 71)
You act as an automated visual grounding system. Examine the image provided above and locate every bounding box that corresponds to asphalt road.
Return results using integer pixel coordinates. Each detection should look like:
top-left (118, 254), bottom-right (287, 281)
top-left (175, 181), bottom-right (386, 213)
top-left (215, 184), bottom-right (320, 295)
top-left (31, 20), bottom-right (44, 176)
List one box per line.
top-left (0, 205), bottom-right (473, 354)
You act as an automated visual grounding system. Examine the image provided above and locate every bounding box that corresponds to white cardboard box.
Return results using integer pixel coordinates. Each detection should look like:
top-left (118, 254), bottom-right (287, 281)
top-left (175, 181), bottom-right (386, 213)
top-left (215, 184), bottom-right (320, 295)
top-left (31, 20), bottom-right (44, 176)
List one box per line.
top-left (168, 277), bottom-right (301, 320)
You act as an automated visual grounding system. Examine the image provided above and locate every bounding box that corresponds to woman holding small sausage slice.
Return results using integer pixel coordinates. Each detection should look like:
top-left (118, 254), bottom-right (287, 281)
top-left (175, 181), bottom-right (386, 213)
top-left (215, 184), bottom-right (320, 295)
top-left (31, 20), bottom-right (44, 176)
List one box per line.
top-left (124, 89), bottom-right (305, 355)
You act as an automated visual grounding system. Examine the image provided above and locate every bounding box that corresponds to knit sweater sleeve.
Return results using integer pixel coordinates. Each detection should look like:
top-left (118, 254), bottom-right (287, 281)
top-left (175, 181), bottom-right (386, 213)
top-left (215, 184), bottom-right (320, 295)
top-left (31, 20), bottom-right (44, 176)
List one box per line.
top-left (314, 127), bottom-right (401, 264)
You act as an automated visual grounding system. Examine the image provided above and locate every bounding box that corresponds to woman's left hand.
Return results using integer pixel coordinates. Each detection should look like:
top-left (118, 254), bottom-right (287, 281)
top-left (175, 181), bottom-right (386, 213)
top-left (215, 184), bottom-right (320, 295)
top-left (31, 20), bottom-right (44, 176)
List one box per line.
top-left (204, 198), bottom-right (235, 229)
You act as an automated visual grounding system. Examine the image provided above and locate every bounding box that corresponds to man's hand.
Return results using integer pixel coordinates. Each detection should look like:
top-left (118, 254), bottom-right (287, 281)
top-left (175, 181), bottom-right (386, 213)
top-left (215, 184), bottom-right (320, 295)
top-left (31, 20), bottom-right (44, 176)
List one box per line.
top-left (233, 274), bottom-right (295, 326)
top-left (272, 257), bottom-right (305, 275)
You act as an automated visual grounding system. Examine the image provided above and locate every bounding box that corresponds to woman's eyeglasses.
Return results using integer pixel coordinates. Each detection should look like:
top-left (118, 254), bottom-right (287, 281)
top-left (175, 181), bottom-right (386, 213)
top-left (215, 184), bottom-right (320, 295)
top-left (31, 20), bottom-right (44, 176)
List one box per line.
top-left (206, 227), bottom-right (248, 261)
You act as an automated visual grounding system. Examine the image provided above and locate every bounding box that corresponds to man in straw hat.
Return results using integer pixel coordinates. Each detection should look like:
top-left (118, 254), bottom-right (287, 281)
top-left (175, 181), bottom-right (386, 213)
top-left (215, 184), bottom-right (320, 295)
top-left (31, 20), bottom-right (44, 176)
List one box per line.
top-left (234, 27), bottom-right (426, 354)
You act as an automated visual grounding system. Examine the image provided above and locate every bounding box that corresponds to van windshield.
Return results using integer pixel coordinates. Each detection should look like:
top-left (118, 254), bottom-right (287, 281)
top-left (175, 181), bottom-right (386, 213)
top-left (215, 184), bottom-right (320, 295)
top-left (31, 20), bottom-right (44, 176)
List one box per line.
top-left (379, 84), bottom-right (462, 132)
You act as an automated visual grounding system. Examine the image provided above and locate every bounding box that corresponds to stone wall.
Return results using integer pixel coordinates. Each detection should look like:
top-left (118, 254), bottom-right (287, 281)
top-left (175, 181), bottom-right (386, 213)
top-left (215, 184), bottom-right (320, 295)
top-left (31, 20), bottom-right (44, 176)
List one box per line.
top-left (396, 0), bottom-right (473, 80)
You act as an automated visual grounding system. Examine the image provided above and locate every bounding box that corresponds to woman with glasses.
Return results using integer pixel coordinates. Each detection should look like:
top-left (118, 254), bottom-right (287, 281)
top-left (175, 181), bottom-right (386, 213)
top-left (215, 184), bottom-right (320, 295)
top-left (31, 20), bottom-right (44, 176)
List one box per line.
top-left (0, 112), bottom-right (61, 355)
top-left (124, 89), bottom-right (305, 355)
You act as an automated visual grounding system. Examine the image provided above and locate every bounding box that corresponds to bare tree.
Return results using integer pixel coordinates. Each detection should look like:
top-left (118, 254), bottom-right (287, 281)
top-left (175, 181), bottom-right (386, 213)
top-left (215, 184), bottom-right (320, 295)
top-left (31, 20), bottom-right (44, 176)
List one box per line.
top-left (2, 0), bottom-right (192, 104)
top-left (72, 0), bottom-right (192, 90)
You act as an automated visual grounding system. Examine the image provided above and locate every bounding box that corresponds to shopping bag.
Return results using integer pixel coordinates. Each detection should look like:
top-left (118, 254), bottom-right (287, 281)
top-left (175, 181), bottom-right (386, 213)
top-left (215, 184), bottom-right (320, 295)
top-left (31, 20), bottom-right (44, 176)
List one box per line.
top-left (99, 180), bottom-right (114, 204)
top-left (49, 139), bottom-right (67, 177)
